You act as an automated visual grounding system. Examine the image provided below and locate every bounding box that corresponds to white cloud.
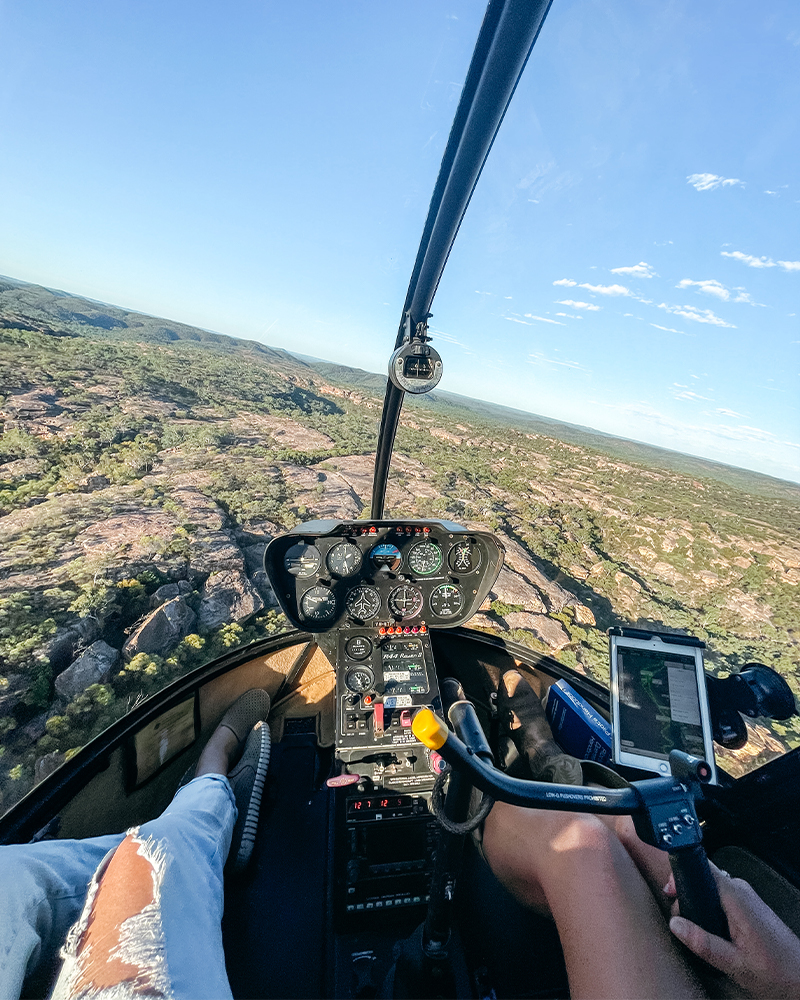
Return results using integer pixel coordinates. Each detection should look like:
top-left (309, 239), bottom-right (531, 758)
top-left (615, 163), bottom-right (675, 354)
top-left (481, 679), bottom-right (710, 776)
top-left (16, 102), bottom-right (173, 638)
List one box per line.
top-left (505, 316), bottom-right (534, 326)
top-left (716, 408), bottom-right (744, 418)
top-left (672, 388), bottom-right (713, 402)
top-left (523, 313), bottom-right (565, 325)
top-left (553, 278), bottom-right (577, 287)
top-left (527, 352), bottom-right (591, 373)
top-left (687, 173), bottom-right (744, 192)
top-left (430, 327), bottom-right (468, 349)
top-left (474, 289), bottom-right (494, 295)
top-left (651, 323), bottom-right (690, 335)
top-left (611, 262), bottom-right (657, 279)
top-left (657, 303), bottom-right (736, 328)
top-left (677, 278), bottom-right (730, 301)
top-left (555, 312), bottom-right (583, 319)
top-left (556, 299), bottom-right (601, 311)
top-left (778, 260), bottom-right (800, 272)
top-left (765, 190), bottom-right (777, 196)
top-left (721, 250), bottom-right (776, 268)
top-left (677, 278), bottom-right (762, 306)
top-left (578, 282), bottom-right (631, 296)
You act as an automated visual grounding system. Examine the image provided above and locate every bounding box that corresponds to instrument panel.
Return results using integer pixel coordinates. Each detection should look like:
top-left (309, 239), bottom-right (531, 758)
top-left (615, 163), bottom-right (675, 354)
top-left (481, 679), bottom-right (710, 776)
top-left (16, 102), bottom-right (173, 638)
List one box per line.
top-left (265, 518), bottom-right (503, 632)
top-left (265, 519), bottom-right (504, 922)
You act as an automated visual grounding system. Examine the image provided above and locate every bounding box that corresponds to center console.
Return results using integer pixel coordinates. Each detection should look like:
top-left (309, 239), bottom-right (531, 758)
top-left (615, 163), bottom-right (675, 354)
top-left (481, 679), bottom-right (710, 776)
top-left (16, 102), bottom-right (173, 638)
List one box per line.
top-left (264, 518), bottom-right (503, 924)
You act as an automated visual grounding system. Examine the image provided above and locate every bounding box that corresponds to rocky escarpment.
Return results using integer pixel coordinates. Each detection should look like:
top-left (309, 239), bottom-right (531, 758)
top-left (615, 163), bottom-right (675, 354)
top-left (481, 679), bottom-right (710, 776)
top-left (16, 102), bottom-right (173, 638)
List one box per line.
top-left (2, 319), bottom-right (798, 809)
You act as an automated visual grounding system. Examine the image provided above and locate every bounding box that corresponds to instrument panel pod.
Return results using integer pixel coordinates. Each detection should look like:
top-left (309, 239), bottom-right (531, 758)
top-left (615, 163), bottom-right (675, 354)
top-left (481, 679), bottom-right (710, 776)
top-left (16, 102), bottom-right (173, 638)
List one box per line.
top-left (264, 518), bottom-right (504, 633)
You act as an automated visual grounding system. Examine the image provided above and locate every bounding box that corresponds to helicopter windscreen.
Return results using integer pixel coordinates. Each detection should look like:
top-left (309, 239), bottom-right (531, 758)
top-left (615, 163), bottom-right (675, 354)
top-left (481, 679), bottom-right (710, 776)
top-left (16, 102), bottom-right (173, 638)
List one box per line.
top-left (0, 0), bottom-right (798, 820)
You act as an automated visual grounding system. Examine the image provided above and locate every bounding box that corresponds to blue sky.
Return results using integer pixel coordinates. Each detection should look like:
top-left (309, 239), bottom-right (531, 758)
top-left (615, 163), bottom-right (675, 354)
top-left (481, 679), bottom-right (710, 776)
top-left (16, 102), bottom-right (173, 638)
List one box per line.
top-left (1, 1), bottom-right (798, 482)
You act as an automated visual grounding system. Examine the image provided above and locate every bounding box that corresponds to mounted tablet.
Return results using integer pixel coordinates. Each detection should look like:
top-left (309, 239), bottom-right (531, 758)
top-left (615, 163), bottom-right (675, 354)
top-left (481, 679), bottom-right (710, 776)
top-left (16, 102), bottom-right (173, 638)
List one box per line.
top-left (609, 628), bottom-right (717, 784)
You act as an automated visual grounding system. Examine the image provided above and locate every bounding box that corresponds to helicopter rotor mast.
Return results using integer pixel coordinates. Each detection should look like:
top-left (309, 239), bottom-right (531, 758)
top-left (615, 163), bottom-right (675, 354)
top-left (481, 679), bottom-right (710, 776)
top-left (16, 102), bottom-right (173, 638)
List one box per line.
top-left (370, 0), bottom-right (554, 520)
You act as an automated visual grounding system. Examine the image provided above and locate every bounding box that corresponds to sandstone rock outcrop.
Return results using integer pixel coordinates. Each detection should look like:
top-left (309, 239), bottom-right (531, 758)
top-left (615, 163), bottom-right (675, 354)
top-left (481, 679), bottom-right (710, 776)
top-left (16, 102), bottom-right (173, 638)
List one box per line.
top-left (124, 598), bottom-right (196, 658)
top-left (54, 640), bottom-right (121, 699)
top-left (149, 580), bottom-right (192, 609)
top-left (486, 566), bottom-right (547, 613)
top-left (505, 612), bottom-right (570, 649)
top-left (198, 570), bottom-right (264, 631)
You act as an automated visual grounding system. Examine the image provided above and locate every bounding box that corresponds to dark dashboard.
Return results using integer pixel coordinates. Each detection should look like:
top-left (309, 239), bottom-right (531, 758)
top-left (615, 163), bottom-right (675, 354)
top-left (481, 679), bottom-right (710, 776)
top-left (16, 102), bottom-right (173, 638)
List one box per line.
top-left (265, 518), bottom-right (503, 633)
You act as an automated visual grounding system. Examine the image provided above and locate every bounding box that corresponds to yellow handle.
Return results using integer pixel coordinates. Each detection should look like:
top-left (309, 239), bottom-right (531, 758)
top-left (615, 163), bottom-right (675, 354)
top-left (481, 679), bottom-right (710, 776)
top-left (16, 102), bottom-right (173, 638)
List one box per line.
top-left (412, 708), bottom-right (449, 750)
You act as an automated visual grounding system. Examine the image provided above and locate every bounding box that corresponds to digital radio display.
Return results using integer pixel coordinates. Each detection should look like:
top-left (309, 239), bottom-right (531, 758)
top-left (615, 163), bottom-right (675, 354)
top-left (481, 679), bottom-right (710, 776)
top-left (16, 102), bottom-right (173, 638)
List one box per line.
top-left (348, 794), bottom-right (414, 819)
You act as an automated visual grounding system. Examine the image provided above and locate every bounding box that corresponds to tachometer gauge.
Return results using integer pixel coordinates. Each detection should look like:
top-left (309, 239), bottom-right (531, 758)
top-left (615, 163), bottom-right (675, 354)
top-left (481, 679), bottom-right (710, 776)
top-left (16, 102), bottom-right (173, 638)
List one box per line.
top-left (448, 539), bottom-right (481, 574)
top-left (345, 666), bottom-right (374, 693)
top-left (407, 540), bottom-right (443, 576)
top-left (388, 585), bottom-right (423, 619)
top-left (429, 583), bottom-right (464, 618)
top-left (284, 542), bottom-right (321, 578)
top-left (346, 585), bottom-right (381, 621)
top-left (327, 541), bottom-right (363, 577)
top-left (371, 542), bottom-right (402, 573)
top-left (299, 585), bottom-right (337, 622)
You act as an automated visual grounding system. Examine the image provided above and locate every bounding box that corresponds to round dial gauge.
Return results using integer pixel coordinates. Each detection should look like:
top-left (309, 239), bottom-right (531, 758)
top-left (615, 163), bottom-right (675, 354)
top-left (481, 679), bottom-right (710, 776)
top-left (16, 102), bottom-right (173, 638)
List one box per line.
top-left (327, 541), bottom-right (363, 578)
top-left (345, 635), bottom-right (373, 660)
top-left (388, 585), bottom-right (424, 619)
top-left (346, 585), bottom-right (381, 621)
top-left (407, 540), bottom-right (443, 576)
top-left (429, 583), bottom-right (464, 618)
top-left (299, 585), bottom-right (337, 622)
top-left (284, 542), bottom-right (321, 578)
top-left (448, 539), bottom-right (482, 574)
top-left (371, 542), bottom-right (402, 573)
top-left (345, 666), bottom-right (374, 693)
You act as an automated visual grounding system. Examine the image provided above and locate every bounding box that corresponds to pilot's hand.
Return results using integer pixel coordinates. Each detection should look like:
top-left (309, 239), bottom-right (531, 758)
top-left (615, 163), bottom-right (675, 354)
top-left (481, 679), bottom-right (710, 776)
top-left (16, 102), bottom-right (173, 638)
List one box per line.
top-left (664, 862), bottom-right (800, 1000)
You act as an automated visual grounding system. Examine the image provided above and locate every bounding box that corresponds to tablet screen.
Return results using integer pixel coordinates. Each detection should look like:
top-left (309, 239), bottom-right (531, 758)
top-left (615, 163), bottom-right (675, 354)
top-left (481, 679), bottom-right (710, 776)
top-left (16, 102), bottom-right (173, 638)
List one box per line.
top-left (617, 647), bottom-right (707, 759)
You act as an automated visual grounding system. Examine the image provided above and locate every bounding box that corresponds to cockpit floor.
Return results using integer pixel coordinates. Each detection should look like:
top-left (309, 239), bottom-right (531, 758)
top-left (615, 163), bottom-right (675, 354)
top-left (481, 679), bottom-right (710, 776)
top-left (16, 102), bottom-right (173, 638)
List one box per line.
top-left (221, 732), bottom-right (570, 999)
top-left (223, 732), bottom-right (331, 999)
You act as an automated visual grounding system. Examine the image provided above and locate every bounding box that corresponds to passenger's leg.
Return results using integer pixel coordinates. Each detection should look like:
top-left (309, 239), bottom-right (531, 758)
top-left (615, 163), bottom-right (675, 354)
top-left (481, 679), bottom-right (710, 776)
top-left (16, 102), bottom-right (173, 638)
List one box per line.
top-left (48, 691), bottom-right (270, 1000)
top-left (482, 802), bottom-right (706, 1000)
top-left (0, 834), bottom-right (124, 1000)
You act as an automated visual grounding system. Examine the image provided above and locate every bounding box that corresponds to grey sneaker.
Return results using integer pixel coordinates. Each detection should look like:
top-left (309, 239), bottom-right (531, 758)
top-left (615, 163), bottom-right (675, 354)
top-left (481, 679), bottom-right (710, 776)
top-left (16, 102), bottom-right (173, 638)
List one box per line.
top-left (498, 670), bottom-right (582, 785)
top-left (179, 689), bottom-right (272, 787)
top-left (226, 719), bottom-right (271, 875)
top-left (218, 688), bottom-right (272, 744)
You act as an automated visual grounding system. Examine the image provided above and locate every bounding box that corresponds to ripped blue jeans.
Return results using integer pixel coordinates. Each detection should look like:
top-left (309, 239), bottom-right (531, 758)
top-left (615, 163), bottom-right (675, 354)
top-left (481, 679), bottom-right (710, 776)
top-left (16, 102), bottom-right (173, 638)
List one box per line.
top-left (0, 775), bottom-right (236, 1000)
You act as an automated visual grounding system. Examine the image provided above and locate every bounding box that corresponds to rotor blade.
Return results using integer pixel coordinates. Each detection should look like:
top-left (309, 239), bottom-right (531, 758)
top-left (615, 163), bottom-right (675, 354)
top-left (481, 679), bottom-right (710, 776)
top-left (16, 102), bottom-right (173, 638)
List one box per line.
top-left (371, 0), bottom-right (554, 519)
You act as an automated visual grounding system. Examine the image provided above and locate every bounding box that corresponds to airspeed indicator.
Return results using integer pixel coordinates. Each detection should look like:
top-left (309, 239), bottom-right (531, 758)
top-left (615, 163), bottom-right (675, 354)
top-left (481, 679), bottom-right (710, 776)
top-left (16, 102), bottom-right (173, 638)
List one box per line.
top-left (429, 584), bottom-right (464, 618)
top-left (408, 540), bottom-right (443, 576)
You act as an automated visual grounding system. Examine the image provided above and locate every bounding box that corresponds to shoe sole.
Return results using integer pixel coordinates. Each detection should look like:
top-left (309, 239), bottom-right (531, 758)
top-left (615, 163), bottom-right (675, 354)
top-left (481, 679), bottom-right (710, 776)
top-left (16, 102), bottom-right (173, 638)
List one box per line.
top-left (232, 721), bottom-right (271, 874)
